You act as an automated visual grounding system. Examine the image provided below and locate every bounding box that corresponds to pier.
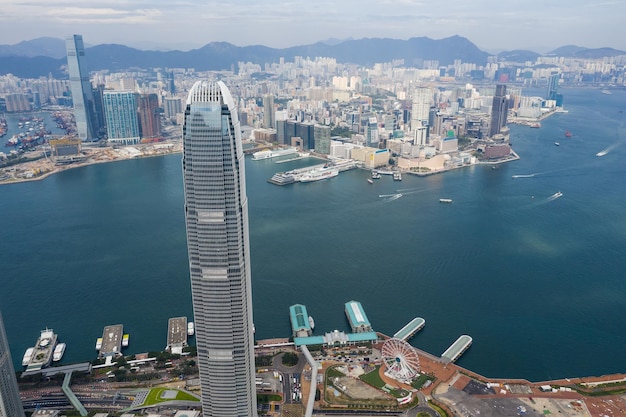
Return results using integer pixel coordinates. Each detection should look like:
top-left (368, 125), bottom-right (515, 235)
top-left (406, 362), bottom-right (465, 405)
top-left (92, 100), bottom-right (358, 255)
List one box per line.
top-left (441, 334), bottom-right (472, 364)
top-left (98, 324), bottom-right (123, 358)
top-left (393, 317), bottom-right (425, 341)
top-left (167, 316), bottom-right (188, 353)
top-left (289, 304), bottom-right (312, 337)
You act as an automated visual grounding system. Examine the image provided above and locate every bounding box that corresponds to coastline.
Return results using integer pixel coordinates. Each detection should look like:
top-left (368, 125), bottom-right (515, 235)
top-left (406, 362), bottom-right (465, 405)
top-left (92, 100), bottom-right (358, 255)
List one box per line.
top-left (0, 140), bottom-right (183, 186)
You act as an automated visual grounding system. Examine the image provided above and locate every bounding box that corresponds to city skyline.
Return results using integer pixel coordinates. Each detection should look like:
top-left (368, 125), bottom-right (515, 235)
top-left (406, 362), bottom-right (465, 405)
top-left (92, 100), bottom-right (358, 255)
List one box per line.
top-left (2, 1), bottom-right (626, 52)
top-left (182, 80), bottom-right (258, 416)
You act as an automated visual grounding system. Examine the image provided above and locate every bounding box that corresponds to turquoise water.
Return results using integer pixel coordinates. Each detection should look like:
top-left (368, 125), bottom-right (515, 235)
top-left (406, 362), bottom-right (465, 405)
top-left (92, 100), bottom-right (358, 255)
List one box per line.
top-left (1, 88), bottom-right (625, 381)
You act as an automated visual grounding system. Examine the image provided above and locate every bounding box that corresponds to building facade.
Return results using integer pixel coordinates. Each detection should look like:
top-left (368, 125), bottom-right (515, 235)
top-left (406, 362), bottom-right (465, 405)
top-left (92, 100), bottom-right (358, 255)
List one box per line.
top-left (0, 311), bottom-right (25, 417)
top-left (262, 94), bottom-right (275, 128)
top-left (137, 93), bottom-right (161, 139)
top-left (182, 80), bottom-right (257, 417)
top-left (103, 91), bottom-right (140, 145)
top-left (489, 84), bottom-right (508, 138)
top-left (66, 35), bottom-right (98, 141)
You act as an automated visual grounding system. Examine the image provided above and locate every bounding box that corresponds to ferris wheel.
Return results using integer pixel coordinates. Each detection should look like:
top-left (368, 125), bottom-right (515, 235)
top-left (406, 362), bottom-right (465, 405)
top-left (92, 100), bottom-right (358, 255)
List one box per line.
top-left (381, 338), bottom-right (421, 383)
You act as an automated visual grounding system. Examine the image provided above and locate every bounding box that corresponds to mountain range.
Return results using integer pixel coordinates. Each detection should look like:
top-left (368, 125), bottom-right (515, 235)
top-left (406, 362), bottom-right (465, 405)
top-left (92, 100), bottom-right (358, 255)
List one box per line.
top-left (0, 36), bottom-right (624, 79)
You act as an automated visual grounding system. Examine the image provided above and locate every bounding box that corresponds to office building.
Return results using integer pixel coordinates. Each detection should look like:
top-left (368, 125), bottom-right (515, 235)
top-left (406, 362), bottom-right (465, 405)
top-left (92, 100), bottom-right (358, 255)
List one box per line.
top-left (66, 35), bottom-right (98, 141)
top-left (0, 311), bottom-right (25, 417)
top-left (137, 93), bottom-right (161, 139)
top-left (163, 98), bottom-right (183, 120)
top-left (489, 84), bottom-right (508, 138)
top-left (182, 80), bottom-right (257, 417)
top-left (411, 87), bottom-right (431, 146)
top-left (314, 125), bottom-right (331, 154)
top-left (103, 91), bottom-right (140, 145)
top-left (546, 73), bottom-right (564, 107)
top-left (262, 94), bottom-right (275, 128)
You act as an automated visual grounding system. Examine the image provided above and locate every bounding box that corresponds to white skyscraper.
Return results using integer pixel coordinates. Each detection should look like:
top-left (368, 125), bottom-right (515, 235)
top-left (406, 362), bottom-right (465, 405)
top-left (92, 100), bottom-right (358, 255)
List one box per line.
top-left (0, 311), bottom-right (25, 417)
top-left (182, 80), bottom-right (257, 417)
top-left (411, 87), bottom-right (432, 146)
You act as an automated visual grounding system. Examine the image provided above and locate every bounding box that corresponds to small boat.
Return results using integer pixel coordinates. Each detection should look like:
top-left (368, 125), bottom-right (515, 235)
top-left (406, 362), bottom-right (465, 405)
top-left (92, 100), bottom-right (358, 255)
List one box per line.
top-left (555, 142), bottom-right (560, 146)
top-left (601, 89), bottom-right (612, 95)
top-left (22, 347), bottom-right (34, 366)
top-left (122, 334), bottom-right (129, 347)
top-left (393, 171), bottom-right (402, 181)
top-left (187, 322), bottom-right (195, 336)
top-left (308, 316), bottom-right (315, 330)
top-left (564, 130), bottom-right (572, 138)
top-left (596, 150), bottom-right (608, 157)
top-left (53, 343), bottom-right (66, 361)
top-left (371, 170), bottom-right (381, 179)
top-left (367, 178), bottom-right (374, 184)
top-left (439, 198), bottom-right (453, 203)
top-left (95, 337), bottom-right (103, 350)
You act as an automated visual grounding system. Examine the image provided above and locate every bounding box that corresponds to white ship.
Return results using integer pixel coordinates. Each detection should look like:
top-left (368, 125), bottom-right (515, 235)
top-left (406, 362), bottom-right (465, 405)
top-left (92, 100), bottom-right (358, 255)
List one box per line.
top-left (393, 171), bottom-right (402, 181)
top-left (439, 198), bottom-right (453, 203)
top-left (122, 334), bottom-right (129, 347)
top-left (95, 337), bottom-right (103, 350)
top-left (252, 147), bottom-right (298, 160)
top-left (308, 316), bottom-right (315, 330)
top-left (299, 167), bottom-right (338, 182)
top-left (53, 342), bottom-right (66, 361)
top-left (187, 321), bottom-right (195, 336)
top-left (22, 347), bottom-right (34, 366)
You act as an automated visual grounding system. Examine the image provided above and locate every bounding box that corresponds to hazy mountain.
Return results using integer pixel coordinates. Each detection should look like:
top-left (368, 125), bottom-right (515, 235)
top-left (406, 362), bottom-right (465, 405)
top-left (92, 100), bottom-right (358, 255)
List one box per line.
top-left (1, 37), bottom-right (625, 79)
top-left (497, 50), bottom-right (541, 63)
top-left (0, 37), bottom-right (67, 59)
top-left (548, 45), bottom-right (626, 58)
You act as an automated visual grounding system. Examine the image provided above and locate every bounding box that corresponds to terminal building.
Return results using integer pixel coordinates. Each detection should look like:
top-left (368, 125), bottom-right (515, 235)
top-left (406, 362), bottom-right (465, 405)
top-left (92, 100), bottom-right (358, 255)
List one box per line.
top-left (289, 304), bottom-right (312, 338)
top-left (345, 300), bottom-right (372, 333)
top-left (294, 330), bottom-right (377, 348)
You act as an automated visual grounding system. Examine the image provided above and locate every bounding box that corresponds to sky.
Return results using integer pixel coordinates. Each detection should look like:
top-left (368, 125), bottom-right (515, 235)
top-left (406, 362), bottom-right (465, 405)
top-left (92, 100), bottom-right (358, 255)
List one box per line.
top-left (2, 0), bottom-right (626, 52)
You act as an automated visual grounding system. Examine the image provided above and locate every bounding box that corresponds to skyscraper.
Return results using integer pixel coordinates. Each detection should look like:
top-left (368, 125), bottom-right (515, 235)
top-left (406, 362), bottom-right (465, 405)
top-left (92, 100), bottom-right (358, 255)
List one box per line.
top-left (411, 87), bottom-right (431, 146)
top-left (66, 35), bottom-right (98, 141)
top-left (182, 80), bottom-right (257, 417)
top-left (137, 93), bottom-right (161, 140)
top-left (103, 91), bottom-right (140, 145)
top-left (262, 94), bottom-right (275, 128)
top-left (489, 84), bottom-right (508, 138)
top-left (0, 311), bottom-right (25, 417)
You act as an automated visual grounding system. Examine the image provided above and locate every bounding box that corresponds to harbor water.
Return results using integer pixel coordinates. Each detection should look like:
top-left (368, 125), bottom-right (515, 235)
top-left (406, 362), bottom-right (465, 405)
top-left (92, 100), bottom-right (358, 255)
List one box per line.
top-left (1, 88), bottom-right (625, 381)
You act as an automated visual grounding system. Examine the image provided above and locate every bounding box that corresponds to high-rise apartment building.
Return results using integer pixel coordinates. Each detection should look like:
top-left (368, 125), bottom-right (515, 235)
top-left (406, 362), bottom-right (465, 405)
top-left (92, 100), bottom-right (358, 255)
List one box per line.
top-left (0, 311), bottom-right (25, 417)
top-left (182, 80), bottom-right (257, 417)
top-left (489, 84), bottom-right (508, 138)
top-left (103, 91), bottom-right (140, 145)
top-left (66, 35), bottom-right (98, 141)
top-left (411, 87), bottom-right (431, 146)
top-left (137, 93), bottom-right (161, 139)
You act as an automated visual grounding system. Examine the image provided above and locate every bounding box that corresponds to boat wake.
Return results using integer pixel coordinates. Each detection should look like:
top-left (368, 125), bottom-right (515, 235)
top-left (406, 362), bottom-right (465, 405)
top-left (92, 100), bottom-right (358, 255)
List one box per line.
top-left (596, 142), bottom-right (622, 157)
top-left (511, 173), bottom-right (536, 179)
top-left (547, 191), bottom-right (563, 201)
top-left (379, 193), bottom-right (403, 201)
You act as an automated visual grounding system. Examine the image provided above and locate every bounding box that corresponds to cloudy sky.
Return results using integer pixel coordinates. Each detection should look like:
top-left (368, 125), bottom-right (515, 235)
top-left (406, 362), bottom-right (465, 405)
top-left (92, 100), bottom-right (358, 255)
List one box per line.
top-left (2, 0), bottom-right (625, 52)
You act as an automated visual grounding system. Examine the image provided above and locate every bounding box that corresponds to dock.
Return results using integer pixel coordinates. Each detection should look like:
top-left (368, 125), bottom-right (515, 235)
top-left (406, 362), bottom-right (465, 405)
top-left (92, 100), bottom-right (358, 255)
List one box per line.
top-left (98, 324), bottom-right (123, 358)
top-left (441, 335), bottom-right (472, 364)
top-left (167, 316), bottom-right (188, 354)
top-left (393, 317), bottom-right (425, 342)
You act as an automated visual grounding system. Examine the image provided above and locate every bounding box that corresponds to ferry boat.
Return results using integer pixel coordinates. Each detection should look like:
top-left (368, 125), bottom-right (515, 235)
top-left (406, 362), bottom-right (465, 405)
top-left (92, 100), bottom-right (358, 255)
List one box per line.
top-left (367, 178), bottom-right (374, 184)
top-left (95, 337), bottom-right (103, 350)
top-left (393, 171), bottom-right (402, 181)
top-left (122, 334), bottom-right (130, 347)
top-left (555, 142), bottom-right (560, 146)
top-left (299, 167), bottom-right (338, 182)
top-left (439, 198), bottom-right (453, 203)
top-left (269, 172), bottom-right (296, 185)
top-left (188, 322), bottom-right (195, 336)
top-left (53, 342), bottom-right (66, 361)
top-left (596, 149), bottom-right (609, 157)
top-left (308, 316), bottom-right (315, 330)
top-left (252, 147), bottom-right (298, 160)
top-left (22, 347), bottom-right (34, 366)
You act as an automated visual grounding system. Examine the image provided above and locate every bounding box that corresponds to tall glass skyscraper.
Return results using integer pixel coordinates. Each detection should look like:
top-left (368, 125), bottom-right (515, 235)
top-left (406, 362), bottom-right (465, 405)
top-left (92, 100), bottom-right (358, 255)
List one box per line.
top-left (489, 84), bottom-right (508, 138)
top-left (0, 311), bottom-right (25, 417)
top-left (66, 35), bottom-right (98, 141)
top-left (182, 80), bottom-right (257, 417)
